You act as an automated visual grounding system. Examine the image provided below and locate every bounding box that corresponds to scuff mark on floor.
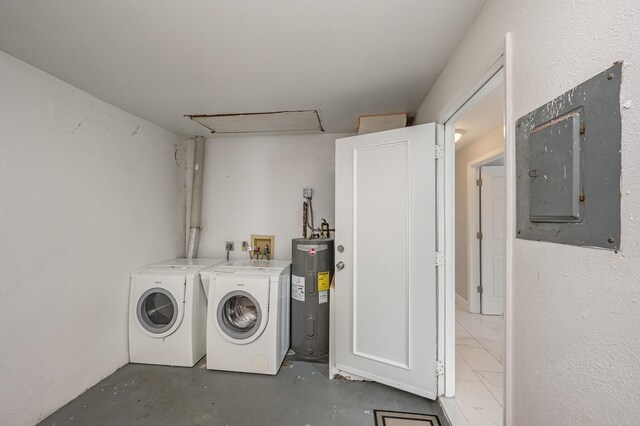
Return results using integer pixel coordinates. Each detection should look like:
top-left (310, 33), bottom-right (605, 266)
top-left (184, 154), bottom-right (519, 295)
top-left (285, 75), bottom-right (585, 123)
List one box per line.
top-left (331, 406), bottom-right (346, 420)
top-left (131, 125), bottom-right (140, 136)
top-left (174, 145), bottom-right (180, 167)
top-left (294, 375), bottom-right (310, 384)
top-left (332, 373), bottom-right (357, 381)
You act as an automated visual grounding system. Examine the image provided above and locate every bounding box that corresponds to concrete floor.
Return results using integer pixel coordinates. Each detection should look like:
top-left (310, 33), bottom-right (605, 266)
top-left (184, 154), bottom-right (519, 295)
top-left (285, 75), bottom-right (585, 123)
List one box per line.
top-left (40, 359), bottom-right (448, 426)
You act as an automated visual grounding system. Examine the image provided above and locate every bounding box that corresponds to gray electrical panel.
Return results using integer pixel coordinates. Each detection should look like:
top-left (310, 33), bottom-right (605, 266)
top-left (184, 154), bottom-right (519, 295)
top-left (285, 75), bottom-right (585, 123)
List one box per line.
top-left (516, 62), bottom-right (622, 250)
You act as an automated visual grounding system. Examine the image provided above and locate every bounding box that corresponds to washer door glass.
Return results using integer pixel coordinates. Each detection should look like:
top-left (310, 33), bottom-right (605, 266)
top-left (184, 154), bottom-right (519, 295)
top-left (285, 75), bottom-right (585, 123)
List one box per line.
top-left (218, 291), bottom-right (262, 340)
top-left (137, 288), bottom-right (178, 334)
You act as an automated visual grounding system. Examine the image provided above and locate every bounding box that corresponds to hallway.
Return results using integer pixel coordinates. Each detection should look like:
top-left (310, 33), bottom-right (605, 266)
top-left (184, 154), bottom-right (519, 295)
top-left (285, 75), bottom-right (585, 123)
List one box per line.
top-left (442, 303), bottom-right (504, 425)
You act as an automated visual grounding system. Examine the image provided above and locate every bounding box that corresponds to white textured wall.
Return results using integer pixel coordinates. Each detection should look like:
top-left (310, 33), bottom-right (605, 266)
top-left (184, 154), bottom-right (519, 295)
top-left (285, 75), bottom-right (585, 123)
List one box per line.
top-left (455, 127), bottom-right (504, 302)
top-left (508, 1), bottom-right (640, 424)
top-left (417, 0), bottom-right (640, 423)
top-left (198, 133), bottom-right (345, 261)
top-left (414, 0), bottom-right (506, 125)
top-left (0, 50), bottom-right (186, 425)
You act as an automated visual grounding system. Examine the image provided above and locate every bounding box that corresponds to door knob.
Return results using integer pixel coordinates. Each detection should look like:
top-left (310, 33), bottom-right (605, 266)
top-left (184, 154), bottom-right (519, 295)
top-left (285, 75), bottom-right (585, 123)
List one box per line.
top-left (336, 261), bottom-right (345, 270)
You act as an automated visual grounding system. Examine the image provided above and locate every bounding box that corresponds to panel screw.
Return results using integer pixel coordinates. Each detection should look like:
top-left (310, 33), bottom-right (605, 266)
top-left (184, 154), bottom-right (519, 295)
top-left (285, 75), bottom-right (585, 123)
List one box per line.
top-left (579, 194), bottom-right (586, 202)
top-left (608, 237), bottom-right (615, 243)
top-left (608, 73), bottom-right (614, 80)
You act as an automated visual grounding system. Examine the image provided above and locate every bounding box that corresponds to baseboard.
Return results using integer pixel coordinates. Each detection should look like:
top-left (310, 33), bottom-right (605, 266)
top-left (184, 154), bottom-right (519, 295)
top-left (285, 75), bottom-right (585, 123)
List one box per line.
top-left (455, 293), bottom-right (469, 311)
top-left (437, 396), bottom-right (465, 426)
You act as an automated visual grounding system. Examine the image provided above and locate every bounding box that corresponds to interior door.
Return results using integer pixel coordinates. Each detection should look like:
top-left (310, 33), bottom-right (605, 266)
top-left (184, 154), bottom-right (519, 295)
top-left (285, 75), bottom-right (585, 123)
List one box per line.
top-left (480, 166), bottom-right (505, 315)
top-left (334, 124), bottom-right (438, 399)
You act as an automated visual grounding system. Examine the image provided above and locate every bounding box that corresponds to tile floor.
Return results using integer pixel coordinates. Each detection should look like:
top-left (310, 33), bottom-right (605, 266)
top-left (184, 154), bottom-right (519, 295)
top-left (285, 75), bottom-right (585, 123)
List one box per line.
top-left (441, 303), bottom-right (504, 426)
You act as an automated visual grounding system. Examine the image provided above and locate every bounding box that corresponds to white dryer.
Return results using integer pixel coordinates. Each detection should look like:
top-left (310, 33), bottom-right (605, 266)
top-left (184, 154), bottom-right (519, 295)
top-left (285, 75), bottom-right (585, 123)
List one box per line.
top-left (201, 260), bottom-right (291, 375)
top-left (129, 258), bottom-right (224, 367)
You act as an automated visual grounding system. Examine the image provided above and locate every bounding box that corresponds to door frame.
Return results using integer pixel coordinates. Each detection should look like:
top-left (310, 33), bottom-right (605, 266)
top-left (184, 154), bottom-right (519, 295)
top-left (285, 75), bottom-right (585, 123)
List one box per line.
top-left (441, 34), bottom-right (514, 408)
top-left (467, 149), bottom-right (504, 314)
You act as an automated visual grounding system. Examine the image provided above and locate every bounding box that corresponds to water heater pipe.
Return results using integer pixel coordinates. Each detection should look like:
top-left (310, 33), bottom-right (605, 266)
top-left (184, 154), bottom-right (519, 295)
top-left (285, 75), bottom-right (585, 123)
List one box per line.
top-left (186, 136), bottom-right (205, 258)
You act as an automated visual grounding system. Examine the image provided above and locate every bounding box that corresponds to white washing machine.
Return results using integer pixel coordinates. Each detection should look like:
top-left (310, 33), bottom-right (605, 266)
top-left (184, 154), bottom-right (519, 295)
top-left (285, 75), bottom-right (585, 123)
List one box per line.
top-left (129, 258), bottom-right (225, 367)
top-left (148, 258), bottom-right (224, 268)
top-left (201, 260), bottom-right (291, 375)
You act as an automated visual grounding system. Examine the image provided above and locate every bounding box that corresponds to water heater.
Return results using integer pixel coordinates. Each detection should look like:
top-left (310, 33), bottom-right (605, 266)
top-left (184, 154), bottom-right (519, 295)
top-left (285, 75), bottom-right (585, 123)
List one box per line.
top-left (290, 238), bottom-right (334, 359)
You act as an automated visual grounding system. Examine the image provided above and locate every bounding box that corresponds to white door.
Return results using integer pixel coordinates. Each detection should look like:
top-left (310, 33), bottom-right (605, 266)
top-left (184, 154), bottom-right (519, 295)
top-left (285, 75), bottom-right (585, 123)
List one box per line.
top-left (334, 124), bottom-right (438, 399)
top-left (480, 166), bottom-right (505, 315)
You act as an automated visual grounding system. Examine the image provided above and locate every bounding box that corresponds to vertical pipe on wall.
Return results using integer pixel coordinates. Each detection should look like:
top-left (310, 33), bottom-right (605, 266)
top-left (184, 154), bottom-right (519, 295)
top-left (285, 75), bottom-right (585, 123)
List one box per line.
top-left (186, 136), bottom-right (205, 258)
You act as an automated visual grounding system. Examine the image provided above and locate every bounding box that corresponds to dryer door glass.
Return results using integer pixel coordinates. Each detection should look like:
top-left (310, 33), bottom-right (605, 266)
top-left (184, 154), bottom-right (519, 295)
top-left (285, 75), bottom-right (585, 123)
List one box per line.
top-left (218, 291), bottom-right (262, 340)
top-left (137, 288), bottom-right (178, 334)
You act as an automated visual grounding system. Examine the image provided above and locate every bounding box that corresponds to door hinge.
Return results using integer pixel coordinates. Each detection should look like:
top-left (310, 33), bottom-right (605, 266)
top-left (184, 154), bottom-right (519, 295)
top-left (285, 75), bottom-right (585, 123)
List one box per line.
top-left (435, 145), bottom-right (444, 159)
top-left (476, 232), bottom-right (483, 240)
top-left (476, 178), bottom-right (483, 186)
top-left (435, 251), bottom-right (444, 267)
top-left (436, 360), bottom-right (444, 376)
top-left (477, 285), bottom-right (483, 294)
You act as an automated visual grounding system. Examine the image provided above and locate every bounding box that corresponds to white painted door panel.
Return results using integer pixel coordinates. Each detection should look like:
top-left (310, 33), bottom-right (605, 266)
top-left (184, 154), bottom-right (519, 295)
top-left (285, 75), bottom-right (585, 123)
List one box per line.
top-left (480, 166), bottom-right (505, 315)
top-left (335, 124), bottom-right (438, 399)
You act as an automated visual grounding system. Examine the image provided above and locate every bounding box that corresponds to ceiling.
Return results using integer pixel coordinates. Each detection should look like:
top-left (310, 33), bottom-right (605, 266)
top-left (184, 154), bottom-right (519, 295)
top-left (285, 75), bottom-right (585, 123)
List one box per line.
top-left (0, 1), bottom-right (485, 136)
top-left (455, 81), bottom-right (504, 150)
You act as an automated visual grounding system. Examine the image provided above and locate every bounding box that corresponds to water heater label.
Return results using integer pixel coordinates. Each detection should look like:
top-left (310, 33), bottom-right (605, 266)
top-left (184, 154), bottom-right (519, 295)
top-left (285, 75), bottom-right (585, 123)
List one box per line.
top-left (318, 272), bottom-right (330, 291)
top-left (296, 244), bottom-right (329, 252)
top-left (319, 290), bottom-right (328, 304)
top-left (292, 275), bottom-right (305, 302)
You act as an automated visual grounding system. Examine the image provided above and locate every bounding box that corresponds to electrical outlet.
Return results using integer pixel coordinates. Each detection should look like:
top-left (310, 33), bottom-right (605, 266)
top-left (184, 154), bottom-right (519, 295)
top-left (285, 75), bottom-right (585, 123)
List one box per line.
top-left (225, 241), bottom-right (234, 251)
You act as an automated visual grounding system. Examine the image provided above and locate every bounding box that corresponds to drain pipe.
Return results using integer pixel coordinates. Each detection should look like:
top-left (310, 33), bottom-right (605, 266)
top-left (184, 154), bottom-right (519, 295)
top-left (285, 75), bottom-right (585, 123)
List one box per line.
top-left (186, 136), bottom-right (205, 259)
